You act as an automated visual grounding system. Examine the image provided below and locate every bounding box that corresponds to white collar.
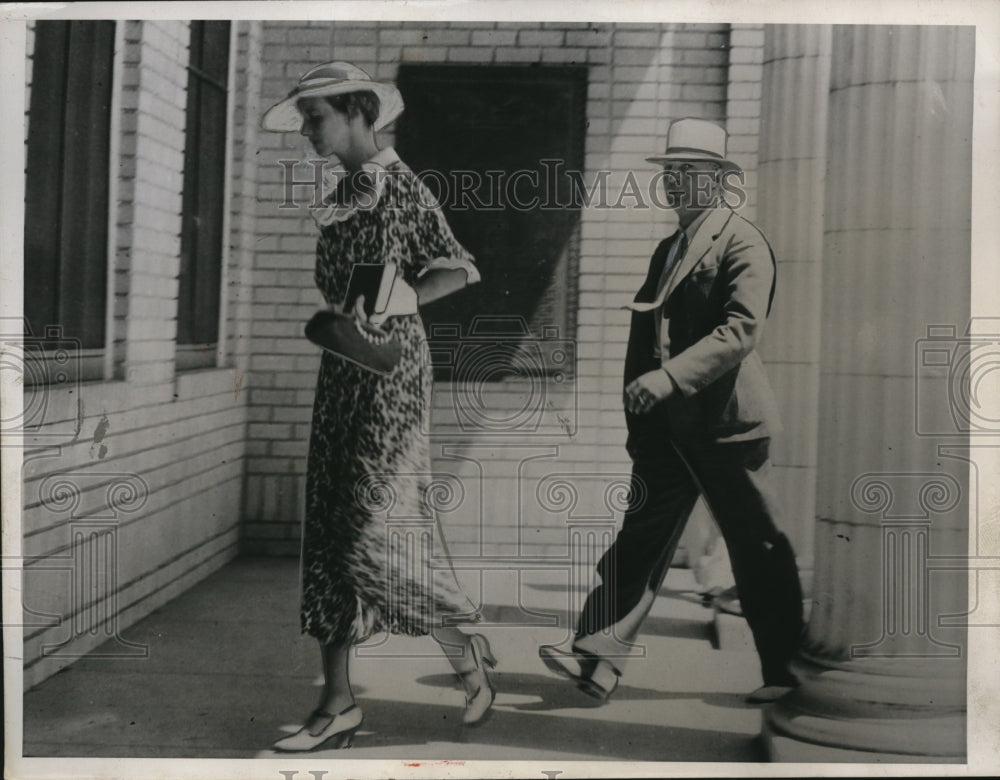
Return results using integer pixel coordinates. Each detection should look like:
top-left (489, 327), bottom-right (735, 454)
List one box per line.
top-left (365, 146), bottom-right (401, 169)
top-left (311, 147), bottom-right (401, 227)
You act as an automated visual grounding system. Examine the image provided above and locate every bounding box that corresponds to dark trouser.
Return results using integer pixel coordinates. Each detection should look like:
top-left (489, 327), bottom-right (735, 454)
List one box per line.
top-left (574, 437), bottom-right (804, 686)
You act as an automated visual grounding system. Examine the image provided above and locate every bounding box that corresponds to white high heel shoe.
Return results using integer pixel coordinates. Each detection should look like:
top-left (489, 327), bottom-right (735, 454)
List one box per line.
top-left (272, 704), bottom-right (363, 752)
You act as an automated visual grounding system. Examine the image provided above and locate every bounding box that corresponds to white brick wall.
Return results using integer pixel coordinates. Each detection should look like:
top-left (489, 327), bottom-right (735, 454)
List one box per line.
top-left (726, 24), bottom-right (765, 219)
top-left (21, 21), bottom-right (259, 688)
top-left (226, 23), bottom-right (264, 376)
top-left (120, 21), bottom-right (188, 388)
top-left (245, 21), bottom-right (735, 555)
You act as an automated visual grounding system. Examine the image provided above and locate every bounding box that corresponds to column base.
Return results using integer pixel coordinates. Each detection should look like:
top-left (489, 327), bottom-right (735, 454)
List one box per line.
top-left (761, 652), bottom-right (966, 762)
top-left (763, 729), bottom-right (963, 763)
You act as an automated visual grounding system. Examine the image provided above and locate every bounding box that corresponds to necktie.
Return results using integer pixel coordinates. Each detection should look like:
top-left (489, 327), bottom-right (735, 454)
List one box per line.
top-left (625, 229), bottom-right (688, 313)
top-left (651, 231), bottom-right (687, 357)
top-left (657, 230), bottom-right (688, 296)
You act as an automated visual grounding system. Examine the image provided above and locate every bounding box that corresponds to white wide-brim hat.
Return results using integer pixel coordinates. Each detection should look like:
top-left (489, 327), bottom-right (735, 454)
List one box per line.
top-left (646, 118), bottom-right (740, 170)
top-left (261, 61), bottom-right (404, 132)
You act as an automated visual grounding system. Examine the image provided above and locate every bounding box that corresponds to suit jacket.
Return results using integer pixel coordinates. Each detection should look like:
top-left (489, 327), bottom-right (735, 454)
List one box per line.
top-left (624, 207), bottom-right (781, 455)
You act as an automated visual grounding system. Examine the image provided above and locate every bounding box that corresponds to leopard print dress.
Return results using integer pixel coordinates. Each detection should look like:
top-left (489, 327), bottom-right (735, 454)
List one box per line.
top-left (300, 148), bottom-right (479, 646)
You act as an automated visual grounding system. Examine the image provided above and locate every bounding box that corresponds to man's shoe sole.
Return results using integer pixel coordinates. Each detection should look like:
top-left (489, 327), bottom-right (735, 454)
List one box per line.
top-left (539, 645), bottom-right (618, 701)
top-left (745, 684), bottom-right (794, 704)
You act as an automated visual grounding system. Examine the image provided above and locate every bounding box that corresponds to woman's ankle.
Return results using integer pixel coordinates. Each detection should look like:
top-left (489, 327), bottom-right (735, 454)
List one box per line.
top-left (318, 693), bottom-right (356, 714)
top-left (453, 634), bottom-right (480, 675)
top-left (434, 630), bottom-right (474, 672)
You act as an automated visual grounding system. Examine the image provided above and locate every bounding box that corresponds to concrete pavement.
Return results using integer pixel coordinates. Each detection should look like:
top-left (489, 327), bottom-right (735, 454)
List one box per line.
top-left (23, 556), bottom-right (768, 762)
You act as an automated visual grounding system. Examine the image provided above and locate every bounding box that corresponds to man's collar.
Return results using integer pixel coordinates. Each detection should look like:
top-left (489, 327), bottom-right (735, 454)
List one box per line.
top-left (680, 208), bottom-right (714, 242)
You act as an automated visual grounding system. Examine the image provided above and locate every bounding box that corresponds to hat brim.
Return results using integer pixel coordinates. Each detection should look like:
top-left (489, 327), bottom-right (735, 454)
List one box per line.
top-left (646, 153), bottom-right (741, 171)
top-left (261, 81), bottom-right (404, 132)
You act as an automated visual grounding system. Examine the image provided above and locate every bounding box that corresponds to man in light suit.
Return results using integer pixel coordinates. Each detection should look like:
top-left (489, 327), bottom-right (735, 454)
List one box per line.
top-left (540, 118), bottom-right (804, 704)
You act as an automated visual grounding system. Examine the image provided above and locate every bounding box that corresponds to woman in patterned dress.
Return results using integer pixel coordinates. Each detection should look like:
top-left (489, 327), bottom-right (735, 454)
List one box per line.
top-left (262, 62), bottom-right (496, 752)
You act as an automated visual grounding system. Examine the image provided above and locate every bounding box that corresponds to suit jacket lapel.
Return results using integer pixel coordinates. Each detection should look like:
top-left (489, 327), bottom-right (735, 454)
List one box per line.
top-left (632, 232), bottom-right (679, 305)
top-left (624, 210), bottom-right (736, 313)
top-left (660, 208), bottom-right (734, 302)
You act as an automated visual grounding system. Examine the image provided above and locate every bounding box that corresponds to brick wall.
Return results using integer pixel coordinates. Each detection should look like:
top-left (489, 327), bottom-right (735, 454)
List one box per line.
top-left (225, 23), bottom-right (263, 376)
top-left (20, 21), bottom-right (259, 688)
top-left (120, 20), bottom-right (188, 387)
top-left (726, 24), bottom-right (764, 219)
top-left (244, 21), bottom-right (737, 564)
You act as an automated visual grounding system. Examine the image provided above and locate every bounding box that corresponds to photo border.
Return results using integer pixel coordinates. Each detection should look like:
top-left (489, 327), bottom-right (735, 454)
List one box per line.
top-left (3, 1), bottom-right (998, 778)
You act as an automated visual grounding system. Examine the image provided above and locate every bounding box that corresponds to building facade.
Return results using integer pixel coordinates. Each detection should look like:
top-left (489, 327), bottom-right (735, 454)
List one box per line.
top-left (14, 18), bottom-right (975, 761)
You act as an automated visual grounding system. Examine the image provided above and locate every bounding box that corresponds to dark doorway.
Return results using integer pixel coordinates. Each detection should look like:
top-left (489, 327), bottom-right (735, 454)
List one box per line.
top-left (395, 64), bottom-right (587, 380)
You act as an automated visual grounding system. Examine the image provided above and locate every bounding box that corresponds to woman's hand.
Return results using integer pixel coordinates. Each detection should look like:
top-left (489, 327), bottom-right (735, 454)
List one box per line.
top-left (352, 294), bottom-right (371, 324)
top-left (369, 279), bottom-right (419, 326)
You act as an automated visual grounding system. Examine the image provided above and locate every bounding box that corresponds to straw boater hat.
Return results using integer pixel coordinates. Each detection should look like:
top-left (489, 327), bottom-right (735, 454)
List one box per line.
top-left (261, 61), bottom-right (405, 132)
top-left (646, 118), bottom-right (741, 171)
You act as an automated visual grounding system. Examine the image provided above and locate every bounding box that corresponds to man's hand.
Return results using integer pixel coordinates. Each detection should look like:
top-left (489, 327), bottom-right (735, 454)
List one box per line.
top-left (624, 369), bottom-right (676, 415)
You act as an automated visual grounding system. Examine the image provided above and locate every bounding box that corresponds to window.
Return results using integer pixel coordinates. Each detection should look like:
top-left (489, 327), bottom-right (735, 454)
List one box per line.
top-left (176, 20), bottom-right (231, 370)
top-left (23, 21), bottom-right (116, 381)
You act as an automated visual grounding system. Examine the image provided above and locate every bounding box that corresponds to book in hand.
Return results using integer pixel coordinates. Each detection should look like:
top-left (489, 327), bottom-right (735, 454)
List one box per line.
top-left (304, 262), bottom-right (402, 377)
top-left (344, 261), bottom-right (397, 318)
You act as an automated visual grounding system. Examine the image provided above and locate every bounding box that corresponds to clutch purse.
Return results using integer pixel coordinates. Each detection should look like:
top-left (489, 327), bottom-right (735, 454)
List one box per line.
top-left (304, 310), bottom-right (403, 376)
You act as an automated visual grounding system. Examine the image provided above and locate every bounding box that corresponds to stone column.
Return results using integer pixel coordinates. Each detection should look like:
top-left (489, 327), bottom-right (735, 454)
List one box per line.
top-left (762, 25), bottom-right (974, 761)
top-left (754, 24), bottom-right (832, 569)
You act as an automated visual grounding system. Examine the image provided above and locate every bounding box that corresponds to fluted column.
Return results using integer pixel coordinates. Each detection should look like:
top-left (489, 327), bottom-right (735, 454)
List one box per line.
top-left (762, 25), bottom-right (973, 761)
top-left (755, 24), bottom-right (832, 569)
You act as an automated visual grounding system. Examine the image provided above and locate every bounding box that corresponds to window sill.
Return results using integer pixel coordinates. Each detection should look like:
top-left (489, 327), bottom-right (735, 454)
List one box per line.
top-left (174, 364), bottom-right (243, 402)
top-left (175, 343), bottom-right (221, 373)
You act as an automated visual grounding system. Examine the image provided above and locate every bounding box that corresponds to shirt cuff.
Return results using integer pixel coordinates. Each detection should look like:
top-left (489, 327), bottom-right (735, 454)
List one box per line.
top-left (660, 363), bottom-right (685, 397)
top-left (418, 256), bottom-right (481, 285)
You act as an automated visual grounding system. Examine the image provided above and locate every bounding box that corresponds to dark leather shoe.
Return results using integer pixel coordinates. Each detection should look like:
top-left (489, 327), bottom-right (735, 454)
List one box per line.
top-left (539, 644), bottom-right (620, 701)
top-left (745, 684), bottom-right (795, 704)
